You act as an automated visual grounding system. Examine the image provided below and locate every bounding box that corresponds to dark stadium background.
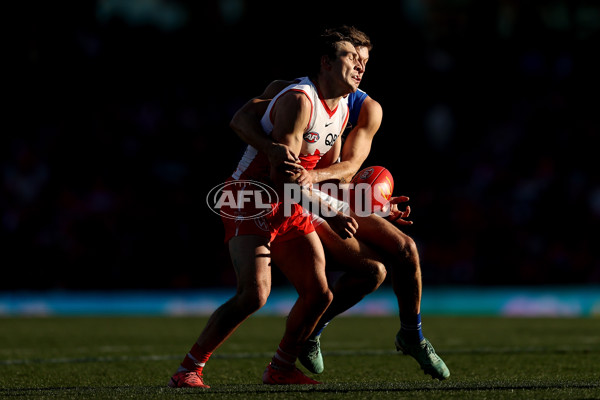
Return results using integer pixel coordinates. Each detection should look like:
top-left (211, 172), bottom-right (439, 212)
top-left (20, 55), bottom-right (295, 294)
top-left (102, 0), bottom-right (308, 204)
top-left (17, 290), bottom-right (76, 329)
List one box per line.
top-left (5, 0), bottom-right (600, 291)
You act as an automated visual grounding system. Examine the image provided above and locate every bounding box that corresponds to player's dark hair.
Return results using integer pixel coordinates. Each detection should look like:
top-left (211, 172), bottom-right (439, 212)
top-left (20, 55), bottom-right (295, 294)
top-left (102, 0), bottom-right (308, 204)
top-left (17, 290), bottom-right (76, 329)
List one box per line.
top-left (333, 25), bottom-right (373, 51)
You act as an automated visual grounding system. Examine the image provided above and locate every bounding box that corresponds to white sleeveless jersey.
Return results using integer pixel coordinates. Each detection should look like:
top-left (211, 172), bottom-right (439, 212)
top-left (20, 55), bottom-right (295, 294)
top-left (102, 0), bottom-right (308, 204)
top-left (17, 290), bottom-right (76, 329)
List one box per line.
top-left (232, 77), bottom-right (349, 181)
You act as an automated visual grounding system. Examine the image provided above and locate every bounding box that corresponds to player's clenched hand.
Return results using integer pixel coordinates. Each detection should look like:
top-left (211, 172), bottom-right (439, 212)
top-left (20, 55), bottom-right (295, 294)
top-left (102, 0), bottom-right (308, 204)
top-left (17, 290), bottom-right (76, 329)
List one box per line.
top-left (386, 196), bottom-right (413, 226)
top-left (293, 166), bottom-right (313, 188)
top-left (267, 142), bottom-right (299, 170)
top-left (328, 212), bottom-right (359, 239)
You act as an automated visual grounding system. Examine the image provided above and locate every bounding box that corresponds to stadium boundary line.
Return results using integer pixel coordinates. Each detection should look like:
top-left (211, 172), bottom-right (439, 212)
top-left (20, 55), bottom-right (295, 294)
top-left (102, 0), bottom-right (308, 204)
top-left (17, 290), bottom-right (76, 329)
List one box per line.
top-left (2, 285), bottom-right (599, 316)
top-left (2, 345), bottom-right (596, 366)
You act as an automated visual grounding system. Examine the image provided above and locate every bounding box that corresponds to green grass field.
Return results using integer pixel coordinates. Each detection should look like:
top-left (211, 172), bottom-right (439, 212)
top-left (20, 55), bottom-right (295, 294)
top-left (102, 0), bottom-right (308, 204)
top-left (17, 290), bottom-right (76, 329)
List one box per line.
top-left (1, 316), bottom-right (599, 399)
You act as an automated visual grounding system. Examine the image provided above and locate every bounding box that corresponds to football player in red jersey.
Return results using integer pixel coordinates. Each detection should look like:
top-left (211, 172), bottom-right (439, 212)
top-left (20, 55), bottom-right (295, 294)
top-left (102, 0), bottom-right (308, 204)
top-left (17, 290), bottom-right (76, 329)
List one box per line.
top-left (169, 27), bottom-right (363, 388)
top-left (229, 25), bottom-right (450, 381)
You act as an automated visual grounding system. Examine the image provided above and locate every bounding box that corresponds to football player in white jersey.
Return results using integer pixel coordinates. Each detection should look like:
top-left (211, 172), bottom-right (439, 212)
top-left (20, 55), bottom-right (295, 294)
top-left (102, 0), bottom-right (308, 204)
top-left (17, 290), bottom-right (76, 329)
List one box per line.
top-left (168, 27), bottom-right (364, 388)
top-left (229, 25), bottom-right (450, 381)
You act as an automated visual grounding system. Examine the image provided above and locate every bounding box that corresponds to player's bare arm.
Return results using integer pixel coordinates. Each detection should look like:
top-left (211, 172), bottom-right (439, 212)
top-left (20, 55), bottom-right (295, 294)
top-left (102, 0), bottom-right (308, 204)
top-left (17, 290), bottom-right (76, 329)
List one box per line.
top-left (268, 91), bottom-right (310, 185)
top-left (230, 80), bottom-right (301, 173)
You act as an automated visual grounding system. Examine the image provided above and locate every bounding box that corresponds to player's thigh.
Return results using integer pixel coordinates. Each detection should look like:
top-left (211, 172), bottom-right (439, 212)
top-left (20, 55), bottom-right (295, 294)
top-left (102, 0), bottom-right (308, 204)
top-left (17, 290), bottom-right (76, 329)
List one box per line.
top-left (271, 231), bottom-right (328, 293)
top-left (228, 235), bottom-right (273, 296)
top-left (351, 211), bottom-right (414, 255)
top-left (315, 221), bottom-right (384, 273)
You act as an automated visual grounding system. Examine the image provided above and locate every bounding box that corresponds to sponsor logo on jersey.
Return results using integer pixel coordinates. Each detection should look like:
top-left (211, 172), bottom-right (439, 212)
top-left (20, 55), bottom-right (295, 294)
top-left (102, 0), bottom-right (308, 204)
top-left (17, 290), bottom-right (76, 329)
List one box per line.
top-left (325, 133), bottom-right (338, 146)
top-left (303, 132), bottom-right (319, 143)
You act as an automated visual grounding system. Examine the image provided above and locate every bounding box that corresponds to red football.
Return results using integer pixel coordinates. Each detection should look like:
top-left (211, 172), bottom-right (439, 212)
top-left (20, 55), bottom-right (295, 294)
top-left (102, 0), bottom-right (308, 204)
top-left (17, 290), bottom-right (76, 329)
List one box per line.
top-left (350, 166), bottom-right (394, 214)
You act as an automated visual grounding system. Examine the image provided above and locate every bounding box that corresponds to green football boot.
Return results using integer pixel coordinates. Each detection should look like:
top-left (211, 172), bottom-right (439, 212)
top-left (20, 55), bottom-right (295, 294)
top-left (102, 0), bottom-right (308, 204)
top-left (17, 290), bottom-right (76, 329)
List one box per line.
top-left (299, 336), bottom-right (324, 374)
top-left (395, 332), bottom-right (450, 380)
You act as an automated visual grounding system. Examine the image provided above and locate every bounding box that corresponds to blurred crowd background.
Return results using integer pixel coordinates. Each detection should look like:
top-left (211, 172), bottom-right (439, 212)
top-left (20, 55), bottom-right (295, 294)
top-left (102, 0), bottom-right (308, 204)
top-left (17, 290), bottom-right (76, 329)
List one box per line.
top-left (4, 0), bottom-right (600, 290)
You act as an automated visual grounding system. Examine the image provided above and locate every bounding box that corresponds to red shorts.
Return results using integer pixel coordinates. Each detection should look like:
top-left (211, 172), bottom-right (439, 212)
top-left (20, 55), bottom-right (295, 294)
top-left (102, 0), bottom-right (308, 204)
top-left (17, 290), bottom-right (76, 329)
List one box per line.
top-left (220, 180), bottom-right (314, 243)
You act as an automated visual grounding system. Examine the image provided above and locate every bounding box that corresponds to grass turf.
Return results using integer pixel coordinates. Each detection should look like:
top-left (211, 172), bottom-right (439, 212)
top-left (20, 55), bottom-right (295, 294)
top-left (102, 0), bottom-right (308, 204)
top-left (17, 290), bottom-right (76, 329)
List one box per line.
top-left (0, 315), bottom-right (599, 399)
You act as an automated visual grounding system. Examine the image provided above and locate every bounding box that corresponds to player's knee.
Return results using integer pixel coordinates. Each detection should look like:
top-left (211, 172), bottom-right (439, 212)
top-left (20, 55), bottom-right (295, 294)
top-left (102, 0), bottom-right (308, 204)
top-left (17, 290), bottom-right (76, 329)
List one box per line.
top-left (237, 286), bottom-right (270, 313)
top-left (396, 235), bottom-right (418, 261)
top-left (362, 260), bottom-right (387, 292)
top-left (372, 261), bottom-right (387, 286)
top-left (244, 293), bottom-right (269, 313)
top-left (319, 288), bottom-right (334, 309)
top-left (305, 287), bottom-right (333, 311)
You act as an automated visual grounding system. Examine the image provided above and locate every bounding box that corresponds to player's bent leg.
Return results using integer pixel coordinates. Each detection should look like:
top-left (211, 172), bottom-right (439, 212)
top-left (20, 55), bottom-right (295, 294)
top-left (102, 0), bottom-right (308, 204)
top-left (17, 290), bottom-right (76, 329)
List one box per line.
top-left (271, 231), bottom-right (332, 351)
top-left (317, 221), bottom-right (387, 299)
top-left (228, 235), bottom-right (274, 313)
top-left (169, 235), bottom-right (273, 388)
top-left (317, 221), bottom-right (387, 318)
top-left (351, 212), bottom-right (422, 318)
top-left (296, 222), bottom-right (386, 374)
top-left (350, 212), bottom-right (450, 380)
top-left (194, 235), bottom-right (273, 352)
top-left (266, 231), bottom-right (331, 384)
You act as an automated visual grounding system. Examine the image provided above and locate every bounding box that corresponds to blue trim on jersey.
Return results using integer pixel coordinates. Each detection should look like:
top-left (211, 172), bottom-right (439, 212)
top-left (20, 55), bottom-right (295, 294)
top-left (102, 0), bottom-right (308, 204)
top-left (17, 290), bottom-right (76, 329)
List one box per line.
top-left (347, 89), bottom-right (369, 127)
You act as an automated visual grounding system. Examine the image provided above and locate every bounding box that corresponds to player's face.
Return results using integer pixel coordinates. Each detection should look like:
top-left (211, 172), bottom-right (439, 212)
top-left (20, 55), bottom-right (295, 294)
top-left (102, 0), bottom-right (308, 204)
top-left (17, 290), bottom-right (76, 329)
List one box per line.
top-left (332, 41), bottom-right (363, 93)
top-left (355, 46), bottom-right (370, 86)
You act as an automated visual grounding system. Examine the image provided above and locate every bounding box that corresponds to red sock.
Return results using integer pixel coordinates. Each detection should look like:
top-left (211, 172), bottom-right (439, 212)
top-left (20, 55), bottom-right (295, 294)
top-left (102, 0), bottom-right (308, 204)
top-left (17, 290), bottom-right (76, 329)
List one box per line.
top-left (180, 343), bottom-right (212, 373)
top-left (271, 339), bottom-right (300, 371)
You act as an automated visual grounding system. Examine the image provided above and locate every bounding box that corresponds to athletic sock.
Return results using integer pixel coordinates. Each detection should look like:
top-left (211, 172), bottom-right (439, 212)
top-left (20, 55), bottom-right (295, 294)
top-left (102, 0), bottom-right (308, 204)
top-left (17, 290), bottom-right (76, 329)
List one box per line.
top-left (179, 343), bottom-right (212, 374)
top-left (271, 339), bottom-right (299, 371)
top-left (309, 321), bottom-right (330, 340)
top-left (400, 312), bottom-right (424, 343)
